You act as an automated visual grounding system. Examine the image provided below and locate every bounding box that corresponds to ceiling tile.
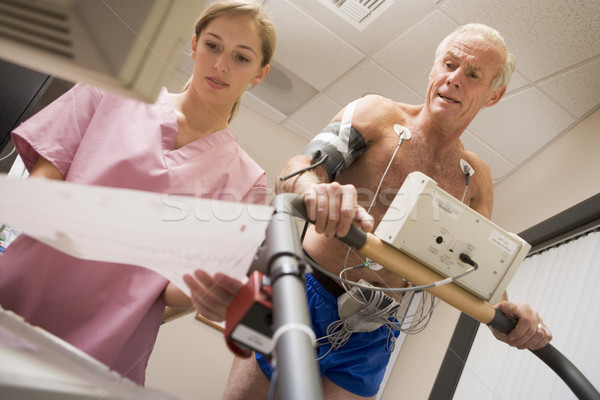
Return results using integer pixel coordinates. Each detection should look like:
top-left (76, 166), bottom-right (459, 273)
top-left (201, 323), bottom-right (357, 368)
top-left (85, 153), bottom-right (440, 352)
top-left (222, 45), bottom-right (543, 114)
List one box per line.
top-left (246, 60), bottom-right (318, 117)
top-left (288, 0), bottom-right (436, 56)
top-left (267, 0), bottom-right (364, 91)
top-left (242, 93), bottom-right (287, 124)
top-left (440, 0), bottom-right (496, 23)
top-left (411, 74), bottom-right (430, 101)
top-left (397, 90), bottom-right (425, 104)
top-left (461, 131), bottom-right (514, 184)
top-left (505, 70), bottom-right (529, 94)
top-left (325, 60), bottom-right (411, 106)
top-left (373, 11), bottom-right (456, 88)
top-left (282, 118), bottom-right (312, 141)
top-left (400, 89), bottom-right (424, 105)
top-left (469, 88), bottom-right (575, 165)
top-left (448, 0), bottom-right (600, 82)
top-left (539, 58), bottom-right (600, 119)
top-left (289, 94), bottom-right (343, 137)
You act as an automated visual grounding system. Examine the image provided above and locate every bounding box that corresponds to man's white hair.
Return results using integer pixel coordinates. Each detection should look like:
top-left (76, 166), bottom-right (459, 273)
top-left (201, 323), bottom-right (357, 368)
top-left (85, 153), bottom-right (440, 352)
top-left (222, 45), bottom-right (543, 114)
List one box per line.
top-left (435, 23), bottom-right (516, 91)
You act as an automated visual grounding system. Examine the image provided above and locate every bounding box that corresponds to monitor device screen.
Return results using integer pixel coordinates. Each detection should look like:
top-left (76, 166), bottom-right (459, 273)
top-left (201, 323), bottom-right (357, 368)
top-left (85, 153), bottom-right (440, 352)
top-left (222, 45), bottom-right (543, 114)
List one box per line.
top-left (0, 0), bottom-right (206, 102)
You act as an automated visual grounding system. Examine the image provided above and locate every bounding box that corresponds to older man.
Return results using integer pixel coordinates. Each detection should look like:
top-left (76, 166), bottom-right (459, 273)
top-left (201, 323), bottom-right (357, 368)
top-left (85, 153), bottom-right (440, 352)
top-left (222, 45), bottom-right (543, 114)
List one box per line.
top-left (201, 23), bottom-right (552, 399)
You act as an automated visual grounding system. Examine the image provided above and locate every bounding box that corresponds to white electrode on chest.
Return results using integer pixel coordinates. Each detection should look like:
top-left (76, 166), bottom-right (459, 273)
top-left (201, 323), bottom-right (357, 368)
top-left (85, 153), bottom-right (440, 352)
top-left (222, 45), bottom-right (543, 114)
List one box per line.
top-left (393, 124), bottom-right (412, 145)
top-left (374, 171), bottom-right (531, 303)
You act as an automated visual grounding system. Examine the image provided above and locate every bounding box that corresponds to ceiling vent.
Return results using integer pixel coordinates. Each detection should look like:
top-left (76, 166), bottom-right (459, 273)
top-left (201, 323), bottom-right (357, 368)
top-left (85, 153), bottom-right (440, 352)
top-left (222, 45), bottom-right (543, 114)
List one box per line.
top-left (319, 0), bottom-right (394, 30)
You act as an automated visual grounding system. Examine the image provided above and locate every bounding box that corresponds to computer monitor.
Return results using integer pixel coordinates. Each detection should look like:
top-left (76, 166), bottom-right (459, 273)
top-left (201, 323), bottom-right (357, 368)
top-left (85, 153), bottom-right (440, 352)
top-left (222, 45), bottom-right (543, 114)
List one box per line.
top-left (0, 0), bottom-right (205, 102)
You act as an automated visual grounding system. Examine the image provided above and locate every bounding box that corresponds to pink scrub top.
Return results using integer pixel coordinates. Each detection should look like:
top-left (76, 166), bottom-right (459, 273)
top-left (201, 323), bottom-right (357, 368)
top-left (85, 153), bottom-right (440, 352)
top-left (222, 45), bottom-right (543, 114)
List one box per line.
top-left (0, 83), bottom-right (267, 385)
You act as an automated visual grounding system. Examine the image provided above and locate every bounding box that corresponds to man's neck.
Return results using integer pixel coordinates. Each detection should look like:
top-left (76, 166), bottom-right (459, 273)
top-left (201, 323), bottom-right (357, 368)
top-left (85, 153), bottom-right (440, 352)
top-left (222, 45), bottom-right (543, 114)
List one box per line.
top-left (411, 105), bottom-right (467, 153)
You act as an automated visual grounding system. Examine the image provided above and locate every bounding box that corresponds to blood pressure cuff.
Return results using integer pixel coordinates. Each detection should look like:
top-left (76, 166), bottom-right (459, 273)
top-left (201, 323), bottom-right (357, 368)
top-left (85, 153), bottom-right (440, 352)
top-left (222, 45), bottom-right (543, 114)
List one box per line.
top-left (301, 121), bottom-right (366, 182)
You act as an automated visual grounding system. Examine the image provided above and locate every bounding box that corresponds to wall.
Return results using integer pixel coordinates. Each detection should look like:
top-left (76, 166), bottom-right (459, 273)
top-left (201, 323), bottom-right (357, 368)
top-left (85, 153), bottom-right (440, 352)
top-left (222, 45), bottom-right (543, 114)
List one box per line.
top-left (146, 313), bottom-right (233, 399)
top-left (381, 301), bottom-right (461, 400)
top-left (493, 108), bottom-right (600, 233)
top-left (230, 103), bottom-right (309, 201)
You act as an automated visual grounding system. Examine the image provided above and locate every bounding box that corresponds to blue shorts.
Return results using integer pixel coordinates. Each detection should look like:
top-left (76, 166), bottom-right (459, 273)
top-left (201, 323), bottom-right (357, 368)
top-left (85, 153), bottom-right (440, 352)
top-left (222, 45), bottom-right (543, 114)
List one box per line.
top-left (256, 273), bottom-right (399, 397)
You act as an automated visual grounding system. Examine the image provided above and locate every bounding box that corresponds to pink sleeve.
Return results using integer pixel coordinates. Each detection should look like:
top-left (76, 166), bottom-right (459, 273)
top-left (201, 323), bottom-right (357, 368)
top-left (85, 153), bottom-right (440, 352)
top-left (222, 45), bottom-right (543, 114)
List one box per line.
top-left (11, 83), bottom-right (103, 175)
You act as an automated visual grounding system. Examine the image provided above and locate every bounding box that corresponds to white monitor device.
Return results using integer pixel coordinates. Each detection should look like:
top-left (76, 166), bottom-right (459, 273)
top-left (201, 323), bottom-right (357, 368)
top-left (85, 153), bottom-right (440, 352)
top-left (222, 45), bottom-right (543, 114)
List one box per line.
top-left (0, 0), bottom-right (205, 102)
top-left (375, 171), bottom-right (531, 303)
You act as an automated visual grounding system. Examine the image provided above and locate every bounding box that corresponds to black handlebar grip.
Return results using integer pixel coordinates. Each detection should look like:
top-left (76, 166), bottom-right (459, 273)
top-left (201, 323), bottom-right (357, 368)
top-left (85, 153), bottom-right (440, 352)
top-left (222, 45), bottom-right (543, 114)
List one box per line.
top-left (488, 308), bottom-right (518, 334)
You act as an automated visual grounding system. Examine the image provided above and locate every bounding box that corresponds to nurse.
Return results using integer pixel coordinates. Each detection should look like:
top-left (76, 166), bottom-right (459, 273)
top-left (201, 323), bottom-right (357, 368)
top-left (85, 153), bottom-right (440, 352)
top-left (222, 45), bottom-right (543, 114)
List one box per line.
top-left (0, 0), bottom-right (275, 386)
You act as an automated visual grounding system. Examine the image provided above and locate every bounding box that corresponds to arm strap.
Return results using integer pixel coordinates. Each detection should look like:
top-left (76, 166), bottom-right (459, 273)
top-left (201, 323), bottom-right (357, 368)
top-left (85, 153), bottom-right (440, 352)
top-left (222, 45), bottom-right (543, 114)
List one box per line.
top-left (301, 101), bottom-right (366, 181)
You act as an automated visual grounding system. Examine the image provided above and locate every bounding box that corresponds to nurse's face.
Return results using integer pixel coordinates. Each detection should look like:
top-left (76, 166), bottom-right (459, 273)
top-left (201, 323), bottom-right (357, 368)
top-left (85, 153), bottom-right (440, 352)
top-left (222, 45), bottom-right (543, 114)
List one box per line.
top-left (190, 14), bottom-right (269, 109)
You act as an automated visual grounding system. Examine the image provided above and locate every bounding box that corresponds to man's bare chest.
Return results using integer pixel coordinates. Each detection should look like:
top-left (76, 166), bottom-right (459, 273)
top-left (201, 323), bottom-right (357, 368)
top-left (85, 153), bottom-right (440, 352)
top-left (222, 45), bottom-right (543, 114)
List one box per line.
top-left (341, 134), bottom-right (468, 202)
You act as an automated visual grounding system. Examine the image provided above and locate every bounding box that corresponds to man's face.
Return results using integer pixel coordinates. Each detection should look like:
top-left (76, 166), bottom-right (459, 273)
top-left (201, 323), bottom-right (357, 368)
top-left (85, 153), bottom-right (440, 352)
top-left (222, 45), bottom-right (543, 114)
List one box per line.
top-left (426, 32), bottom-right (506, 127)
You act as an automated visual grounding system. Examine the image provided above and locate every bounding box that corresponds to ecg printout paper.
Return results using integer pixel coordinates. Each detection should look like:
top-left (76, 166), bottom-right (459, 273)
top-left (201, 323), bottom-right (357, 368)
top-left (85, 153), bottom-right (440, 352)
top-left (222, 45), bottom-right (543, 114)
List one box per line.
top-left (0, 175), bottom-right (274, 296)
